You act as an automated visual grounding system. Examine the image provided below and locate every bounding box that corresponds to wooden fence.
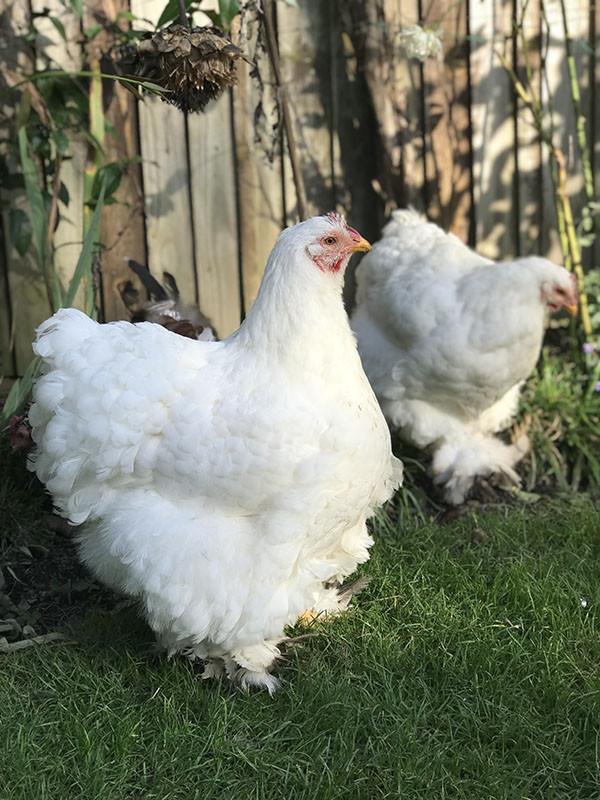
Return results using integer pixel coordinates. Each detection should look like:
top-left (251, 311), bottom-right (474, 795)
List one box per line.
top-left (0, 0), bottom-right (597, 377)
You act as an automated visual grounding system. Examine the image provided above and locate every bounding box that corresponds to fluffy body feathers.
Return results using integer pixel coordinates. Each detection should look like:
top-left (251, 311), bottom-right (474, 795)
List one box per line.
top-left (351, 208), bottom-right (577, 504)
top-left (29, 215), bottom-right (401, 692)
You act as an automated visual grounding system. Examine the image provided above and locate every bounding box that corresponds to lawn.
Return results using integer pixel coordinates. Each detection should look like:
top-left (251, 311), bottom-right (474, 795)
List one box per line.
top-left (1, 444), bottom-right (600, 799)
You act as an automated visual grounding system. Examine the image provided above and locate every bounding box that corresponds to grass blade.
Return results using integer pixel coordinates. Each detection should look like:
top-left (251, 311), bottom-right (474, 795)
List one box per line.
top-left (63, 180), bottom-right (106, 309)
top-left (0, 357), bottom-right (42, 429)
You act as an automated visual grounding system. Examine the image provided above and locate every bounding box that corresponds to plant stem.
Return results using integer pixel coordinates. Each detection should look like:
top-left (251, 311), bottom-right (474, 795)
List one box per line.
top-left (261, 0), bottom-right (308, 221)
top-left (559, 0), bottom-right (594, 206)
top-left (554, 147), bottom-right (592, 336)
top-left (0, 70), bottom-right (169, 101)
top-left (177, 0), bottom-right (189, 28)
top-left (45, 154), bottom-right (63, 310)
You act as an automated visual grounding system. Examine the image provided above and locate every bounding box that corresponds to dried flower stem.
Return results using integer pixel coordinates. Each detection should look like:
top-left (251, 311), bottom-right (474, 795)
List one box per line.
top-left (45, 153), bottom-right (62, 309)
top-left (177, 0), bottom-right (189, 29)
top-left (261, 0), bottom-right (308, 221)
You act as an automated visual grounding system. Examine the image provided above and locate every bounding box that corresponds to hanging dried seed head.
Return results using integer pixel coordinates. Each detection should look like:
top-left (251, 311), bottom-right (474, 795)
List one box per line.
top-left (135, 25), bottom-right (243, 113)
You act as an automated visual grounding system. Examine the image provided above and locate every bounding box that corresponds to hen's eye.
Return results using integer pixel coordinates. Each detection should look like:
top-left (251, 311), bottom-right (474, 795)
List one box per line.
top-left (324, 236), bottom-right (336, 245)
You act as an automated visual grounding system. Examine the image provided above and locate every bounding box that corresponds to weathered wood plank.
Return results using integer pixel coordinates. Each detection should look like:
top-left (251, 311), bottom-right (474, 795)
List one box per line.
top-left (277, 0), bottom-right (335, 222)
top-left (469, 0), bottom-right (517, 258)
top-left (1, 0), bottom-right (52, 374)
top-left (187, 92), bottom-right (241, 337)
top-left (32, 0), bottom-right (87, 312)
top-left (130, 0), bottom-right (197, 314)
top-left (515, 0), bottom-right (543, 256)
top-left (594, 0), bottom-right (600, 270)
top-left (421, 0), bottom-right (471, 241)
top-left (0, 0), bottom-right (26, 377)
top-left (231, 9), bottom-right (283, 314)
top-left (337, 0), bottom-right (424, 223)
top-left (0, 221), bottom-right (13, 379)
top-left (83, 0), bottom-right (147, 322)
top-left (540, 0), bottom-right (589, 263)
top-left (329, 6), bottom-right (380, 237)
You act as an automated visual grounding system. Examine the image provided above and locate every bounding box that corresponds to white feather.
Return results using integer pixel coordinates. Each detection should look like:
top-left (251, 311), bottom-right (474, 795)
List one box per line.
top-left (29, 215), bottom-right (402, 691)
top-left (351, 208), bottom-right (574, 503)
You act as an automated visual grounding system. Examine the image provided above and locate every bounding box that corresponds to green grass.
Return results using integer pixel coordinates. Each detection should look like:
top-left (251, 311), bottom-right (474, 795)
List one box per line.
top-left (2, 496), bottom-right (599, 799)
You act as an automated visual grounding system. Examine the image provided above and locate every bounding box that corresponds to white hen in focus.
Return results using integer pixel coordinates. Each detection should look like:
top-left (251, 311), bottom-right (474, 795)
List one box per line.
top-left (28, 214), bottom-right (402, 693)
top-left (351, 208), bottom-right (578, 504)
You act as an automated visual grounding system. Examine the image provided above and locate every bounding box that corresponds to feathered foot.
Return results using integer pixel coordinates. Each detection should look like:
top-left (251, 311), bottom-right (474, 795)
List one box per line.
top-left (432, 432), bottom-right (529, 505)
top-left (296, 576), bottom-right (370, 627)
top-left (199, 643), bottom-right (282, 695)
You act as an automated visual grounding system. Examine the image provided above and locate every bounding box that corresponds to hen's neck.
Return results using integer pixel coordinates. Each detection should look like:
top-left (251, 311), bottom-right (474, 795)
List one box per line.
top-left (235, 246), bottom-right (358, 369)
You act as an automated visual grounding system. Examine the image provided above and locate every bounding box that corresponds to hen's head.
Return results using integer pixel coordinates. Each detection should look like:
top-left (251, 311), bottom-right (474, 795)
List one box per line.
top-left (538, 262), bottom-right (578, 315)
top-left (280, 213), bottom-right (371, 276)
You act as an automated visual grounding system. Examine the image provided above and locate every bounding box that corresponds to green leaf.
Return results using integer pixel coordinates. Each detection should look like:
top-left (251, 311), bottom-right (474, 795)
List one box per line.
top-left (218, 0), bottom-right (240, 27)
top-left (116, 11), bottom-right (136, 21)
top-left (120, 81), bottom-right (144, 101)
top-left (0, 357), bottom-right (42, 430)
top-left (15, 90), bottom-right (31, 130)
top-left (84, 23), bottom-right (104, 40)
top-left (156, 0), bottom-right (190, 28)
top-left (64, 180), bottom-right (106, 308)
top-left (50, 129), bottom-right (69, 157)
top-left (9, 209), bottom-right (33, 256)
top-left (58, 181), bottom-right (70, 206)
top-left (49, 16), bottom-right (67, 40)
top-left (94, 162), bottom-right (122, 201)
top-left (68, 0), bottom-right (82, 19)
top-left (139, 80), bottom-right (169, 95)
top-left (17, 126), bottom-right (48, 275)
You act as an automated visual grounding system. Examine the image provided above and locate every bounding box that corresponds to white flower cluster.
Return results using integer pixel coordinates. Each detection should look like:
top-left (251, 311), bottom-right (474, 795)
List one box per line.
top-left (399, 24), bottom-right (443, 62)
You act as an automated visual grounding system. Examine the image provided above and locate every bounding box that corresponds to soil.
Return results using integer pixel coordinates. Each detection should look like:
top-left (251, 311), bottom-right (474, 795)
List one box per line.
top-left (1, 522), bottom-right (121, 646)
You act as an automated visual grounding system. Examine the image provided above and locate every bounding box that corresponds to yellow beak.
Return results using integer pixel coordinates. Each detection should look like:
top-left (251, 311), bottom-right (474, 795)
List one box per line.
top-left (347, 236), bottom-right (371, 254)
top-left (565, 303), bottom-right (578, 316)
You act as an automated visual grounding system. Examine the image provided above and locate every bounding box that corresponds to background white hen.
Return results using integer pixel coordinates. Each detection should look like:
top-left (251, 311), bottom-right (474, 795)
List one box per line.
top-left (28, 214), bottom-right (402, 693)
top-left (351, 208), bottom-right (578, 505)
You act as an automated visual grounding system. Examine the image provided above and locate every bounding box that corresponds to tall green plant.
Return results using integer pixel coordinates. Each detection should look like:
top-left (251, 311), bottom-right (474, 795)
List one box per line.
top-left (496, 0), bottom-right (595, 342)
top-left (0, 179), bottom-right (107, 430)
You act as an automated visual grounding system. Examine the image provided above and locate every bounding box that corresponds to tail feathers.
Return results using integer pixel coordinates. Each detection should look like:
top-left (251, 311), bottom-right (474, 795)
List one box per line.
top-left (33, 308), bottom-right (97, 363)
top-left (125, 258), bottom-right (169, 302)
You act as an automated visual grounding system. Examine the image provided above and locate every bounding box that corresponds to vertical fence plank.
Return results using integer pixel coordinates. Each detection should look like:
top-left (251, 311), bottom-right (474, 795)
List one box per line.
top-left (83, 0), bottom-right (147, 322)
top-left (187, 92), bottom-right (241, 337)
top-left (0, 224), bottom-right (12, 380)
top-left (421, 0), bottom-right (472, 241)
top-left (541, 0), bottom-right (589, 263)
top-left (277, 0), bottom-right (335, 222)
top-left (469, 0), bottom-right (517, 259)
top-left (0, 1), bottom-right (26, 378)
top-left (31, 0), bottom-right (87, 311)
top-left (337, 0), bottom-right (424, 221)
top-left (231, 10), bottom-right (283, 314)
top-left (515, 0), bottom-right (543, 256)
top-left (1, 0), bottom-right (52, 374)
top-left (329, 9), bottom-right (379, 235)
top-left (130, 0), bottom-right (197, 311)
top-left (594, 0), bottom-right (600, 270)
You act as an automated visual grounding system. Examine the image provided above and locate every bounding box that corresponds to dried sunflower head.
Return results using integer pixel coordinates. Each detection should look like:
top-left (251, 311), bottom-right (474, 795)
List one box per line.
top-left (135, 24), bottom-right (243, 113)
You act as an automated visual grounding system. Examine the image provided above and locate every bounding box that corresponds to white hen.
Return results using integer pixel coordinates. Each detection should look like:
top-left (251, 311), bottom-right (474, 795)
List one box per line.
top-left (28, 214), bottom-right (402, 693)
top-left (351, 208), bottom-right (577, 504)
